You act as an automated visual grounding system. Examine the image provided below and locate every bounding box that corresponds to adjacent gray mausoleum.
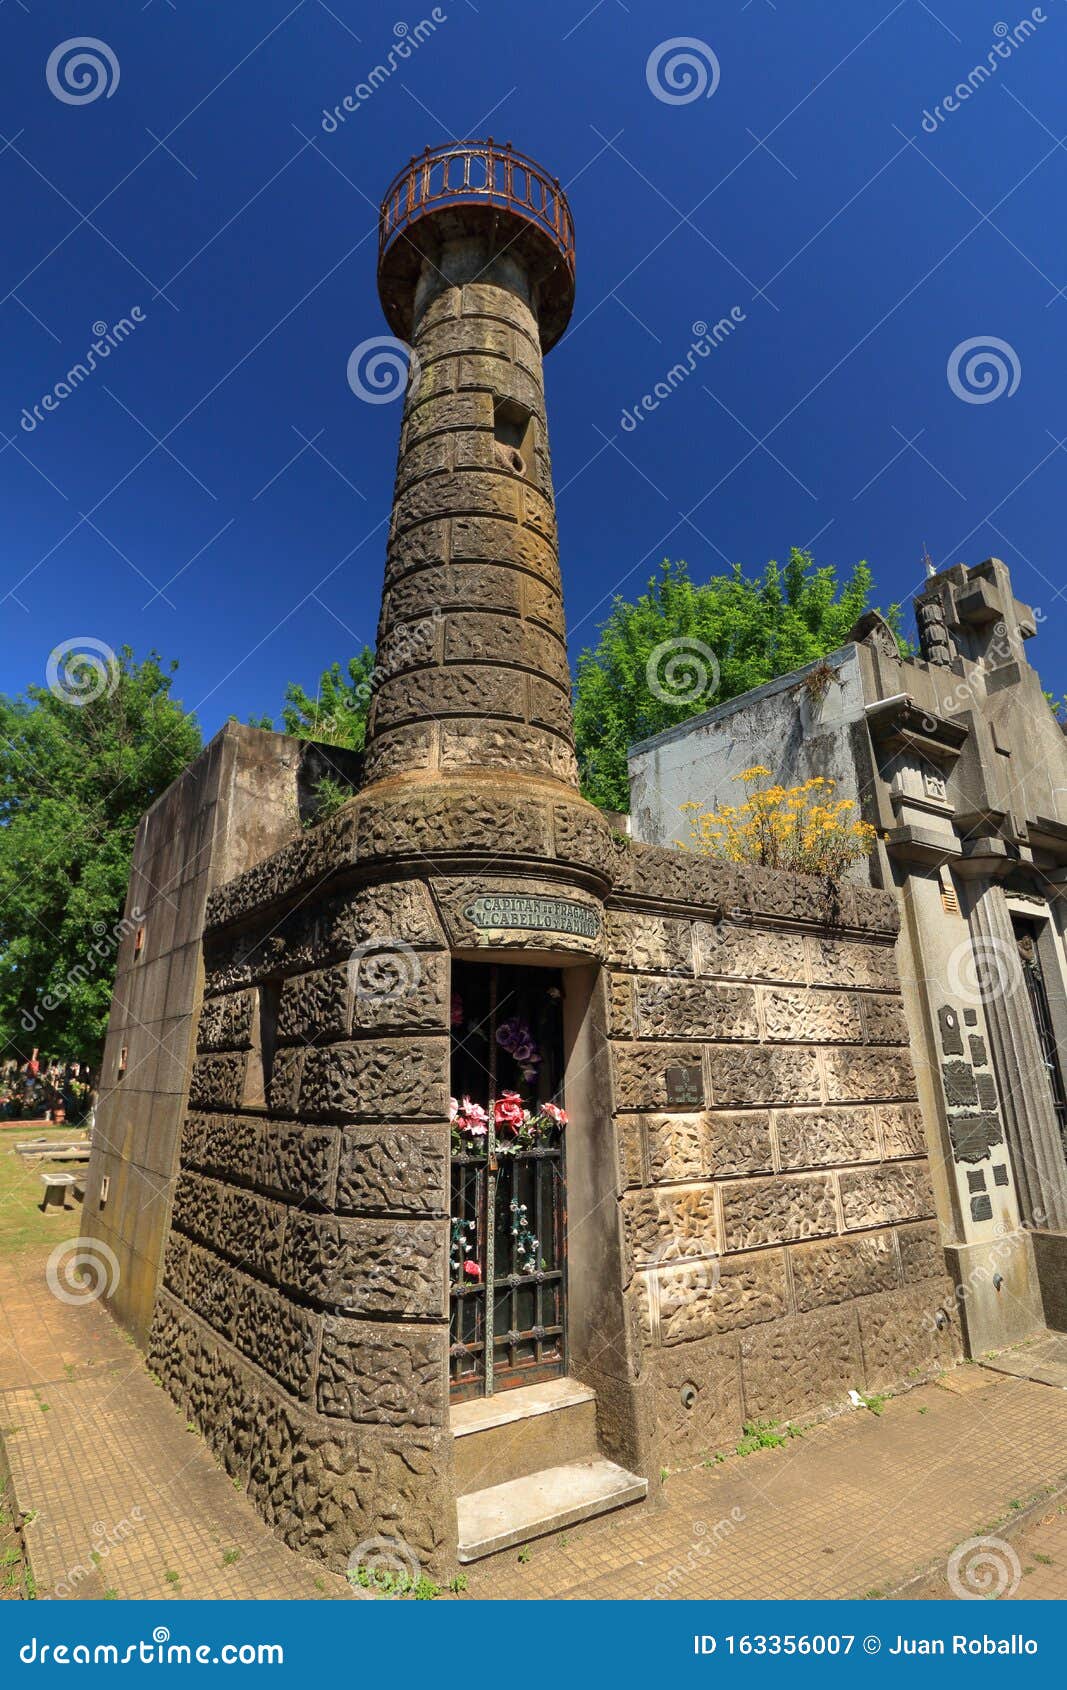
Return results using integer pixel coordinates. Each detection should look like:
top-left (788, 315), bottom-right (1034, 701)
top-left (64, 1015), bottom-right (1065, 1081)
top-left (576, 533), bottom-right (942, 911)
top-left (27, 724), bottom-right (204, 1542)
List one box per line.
top-left (631, 558), bottom-right (1067, 1362)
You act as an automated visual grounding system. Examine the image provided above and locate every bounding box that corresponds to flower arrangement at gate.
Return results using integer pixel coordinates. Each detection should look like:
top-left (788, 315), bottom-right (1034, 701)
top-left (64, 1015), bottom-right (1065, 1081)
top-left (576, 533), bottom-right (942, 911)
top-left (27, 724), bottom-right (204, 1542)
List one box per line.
top-left (449, 1092), bottom-right (567, 1156)
top-left (677, 766), bottom-right (877, 877)
top-left (449, 1095), bottom-right (488, 1155)
top-left (493, 1092), bottom-right (568, 1154)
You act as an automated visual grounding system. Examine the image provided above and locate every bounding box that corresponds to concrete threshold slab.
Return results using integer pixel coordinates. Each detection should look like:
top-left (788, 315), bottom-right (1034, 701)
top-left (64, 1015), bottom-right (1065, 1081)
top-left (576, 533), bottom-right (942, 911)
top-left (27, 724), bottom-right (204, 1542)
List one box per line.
top-left (457, 1457), bottom-right (646, 1562)
top-left (451, 1376), bottom-right (595, 1438)
top-left (981, 1331), bottom-right (1067, 1389)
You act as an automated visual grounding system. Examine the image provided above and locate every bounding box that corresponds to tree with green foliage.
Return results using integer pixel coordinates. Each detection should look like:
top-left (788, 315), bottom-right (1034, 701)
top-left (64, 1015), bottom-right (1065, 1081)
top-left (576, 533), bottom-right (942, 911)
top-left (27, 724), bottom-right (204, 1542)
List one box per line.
top-left (574, 552), bottom-right (903, 810)
top-left (254, 650), bottom-right (376, 750)
top-left (0, 648), bottom-right (201, 1066)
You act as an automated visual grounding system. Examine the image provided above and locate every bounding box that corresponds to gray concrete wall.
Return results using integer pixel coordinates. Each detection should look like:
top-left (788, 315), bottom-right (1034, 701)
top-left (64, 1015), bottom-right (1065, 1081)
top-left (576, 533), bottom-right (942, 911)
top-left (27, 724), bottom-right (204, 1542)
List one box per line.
top-left (628, 646), bottom-right (873, 882)
top-left (82, 723), bottom-right (314, 1347)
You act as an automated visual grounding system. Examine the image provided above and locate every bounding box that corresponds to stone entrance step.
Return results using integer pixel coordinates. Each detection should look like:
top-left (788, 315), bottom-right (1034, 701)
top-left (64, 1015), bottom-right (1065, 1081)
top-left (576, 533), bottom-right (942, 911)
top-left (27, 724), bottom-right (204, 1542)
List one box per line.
top-left (457, 1456), bottom-right (648, 1562)
top-left (451, 1376), bottom-right (598, 1494)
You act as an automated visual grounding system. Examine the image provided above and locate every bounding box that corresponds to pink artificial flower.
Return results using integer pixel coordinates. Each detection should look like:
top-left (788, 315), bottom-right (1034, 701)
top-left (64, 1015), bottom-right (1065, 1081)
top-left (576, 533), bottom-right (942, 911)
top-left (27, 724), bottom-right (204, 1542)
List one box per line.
top-left (543, 1102), bottom-right (568, 1127)
top-left (448, 1097), bottom-right (459, 1123)
top-left (493, 1091), bottom-right (525, 1133)
top-left (463, 1260), bottom-right (481, 1280)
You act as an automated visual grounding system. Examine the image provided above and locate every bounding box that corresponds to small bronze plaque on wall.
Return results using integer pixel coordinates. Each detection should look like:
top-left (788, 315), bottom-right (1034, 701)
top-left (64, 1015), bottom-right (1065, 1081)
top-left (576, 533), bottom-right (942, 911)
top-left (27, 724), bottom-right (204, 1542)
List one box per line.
top-left (464, 894), bottom-right (600, 939)
top-left (665, 1064), bottom-right (704, 1108)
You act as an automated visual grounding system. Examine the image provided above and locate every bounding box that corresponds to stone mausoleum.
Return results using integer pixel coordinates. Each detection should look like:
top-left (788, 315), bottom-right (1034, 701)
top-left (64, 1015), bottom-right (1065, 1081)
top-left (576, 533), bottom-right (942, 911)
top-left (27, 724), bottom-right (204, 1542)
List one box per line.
top-left (84, 141), bottom-right (962, 1576)
top-left (631, 560), bottom-right (1067, 1363)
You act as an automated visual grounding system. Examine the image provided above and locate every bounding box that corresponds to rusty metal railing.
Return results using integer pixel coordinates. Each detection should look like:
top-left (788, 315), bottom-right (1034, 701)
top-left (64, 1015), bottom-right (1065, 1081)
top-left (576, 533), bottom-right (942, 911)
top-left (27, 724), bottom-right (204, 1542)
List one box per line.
top-left (378, 139), bottom-right (575, 277)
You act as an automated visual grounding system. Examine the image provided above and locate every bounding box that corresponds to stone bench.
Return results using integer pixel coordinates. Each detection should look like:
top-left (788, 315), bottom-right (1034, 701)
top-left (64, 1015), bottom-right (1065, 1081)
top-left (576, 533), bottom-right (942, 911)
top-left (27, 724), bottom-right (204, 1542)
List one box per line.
top-left (39, 1172), bottom-right (76, 1211)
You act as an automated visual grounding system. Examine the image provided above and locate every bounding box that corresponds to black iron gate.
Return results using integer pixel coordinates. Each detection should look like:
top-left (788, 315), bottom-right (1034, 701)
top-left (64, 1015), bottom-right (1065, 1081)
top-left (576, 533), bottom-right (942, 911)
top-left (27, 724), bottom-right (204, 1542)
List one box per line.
top-left (448, 963), bottom-right (567, 1401)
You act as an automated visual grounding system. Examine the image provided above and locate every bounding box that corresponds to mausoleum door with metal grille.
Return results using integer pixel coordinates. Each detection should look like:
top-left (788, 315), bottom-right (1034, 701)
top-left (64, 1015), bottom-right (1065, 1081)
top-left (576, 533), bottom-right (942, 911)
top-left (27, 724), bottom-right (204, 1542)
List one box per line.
top-left (449, 961), bottom-right (567, 1401)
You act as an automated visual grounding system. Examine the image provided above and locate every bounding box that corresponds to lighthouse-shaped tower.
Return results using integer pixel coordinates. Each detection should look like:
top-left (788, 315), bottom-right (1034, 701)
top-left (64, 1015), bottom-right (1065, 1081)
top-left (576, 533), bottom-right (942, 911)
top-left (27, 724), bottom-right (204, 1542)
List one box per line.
top-left (363, 140), bottom-right (580, 796)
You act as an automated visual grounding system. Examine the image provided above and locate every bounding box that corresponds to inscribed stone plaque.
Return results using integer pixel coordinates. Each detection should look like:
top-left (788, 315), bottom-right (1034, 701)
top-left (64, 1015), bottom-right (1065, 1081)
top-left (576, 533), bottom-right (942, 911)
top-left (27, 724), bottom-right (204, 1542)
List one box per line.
top-left (970, 1193), bottom-right (993, 1223)
top-left (464, 894), bottom-right (600, 938)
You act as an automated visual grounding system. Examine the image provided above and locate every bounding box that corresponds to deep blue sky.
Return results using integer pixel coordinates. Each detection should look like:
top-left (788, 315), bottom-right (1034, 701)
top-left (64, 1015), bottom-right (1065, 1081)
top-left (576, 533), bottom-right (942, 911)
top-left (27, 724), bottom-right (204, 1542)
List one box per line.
top-left (3, 0), bottom-right (1066, 736)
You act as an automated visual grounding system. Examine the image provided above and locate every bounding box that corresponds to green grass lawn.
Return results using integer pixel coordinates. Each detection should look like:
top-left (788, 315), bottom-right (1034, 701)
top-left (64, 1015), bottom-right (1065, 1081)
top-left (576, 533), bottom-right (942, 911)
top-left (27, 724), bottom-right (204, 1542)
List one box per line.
top-left (0, 1130), bottom-right (87, 1265)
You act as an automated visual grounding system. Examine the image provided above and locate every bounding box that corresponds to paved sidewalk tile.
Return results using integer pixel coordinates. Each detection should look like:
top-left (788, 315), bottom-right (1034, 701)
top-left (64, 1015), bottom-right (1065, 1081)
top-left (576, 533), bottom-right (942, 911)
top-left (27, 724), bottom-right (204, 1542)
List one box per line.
top-left (0, 1259), bottom-right (351, 1602)
top-left (5, 1242), bottom-right (1067, 1603)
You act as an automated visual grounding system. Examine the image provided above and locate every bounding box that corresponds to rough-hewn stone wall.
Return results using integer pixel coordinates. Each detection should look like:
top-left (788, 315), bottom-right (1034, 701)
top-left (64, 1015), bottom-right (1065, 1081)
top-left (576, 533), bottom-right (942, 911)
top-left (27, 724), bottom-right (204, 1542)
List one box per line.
top-left (148, 876), bottom-right (457, 1574)
top-left (148, 802), bottom-right (961, 1568)
top-left (605, 846), bottom-right (961, 1469)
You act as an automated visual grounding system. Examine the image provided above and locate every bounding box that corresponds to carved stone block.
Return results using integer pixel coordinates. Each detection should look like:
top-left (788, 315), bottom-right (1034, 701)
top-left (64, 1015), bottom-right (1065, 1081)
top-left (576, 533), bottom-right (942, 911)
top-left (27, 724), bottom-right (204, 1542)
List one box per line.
top-left (721, 1174), bottom-right (837, 1251)
top-left (652, 1337), bottom-right (743, 1465)
top-left (790, 1231), bottom-right (900, 1312)
top-left (880, 1104), bottom-right (927, 1159)
top-left (897, 1219), bottom-right (946, 1284)
top-left (317, 1318), bottom-right (447, 1426)
top-left (861, 994), bottom-right (910, 1045)
top-left (335, 1126), bottom-right (448, 1215)
top-left (703, 1111), bottom-right (775, 1178)
top-left (761, 987), bottom-right (864, 1044)
top-left (807, 938), bottom-right (899, 991)
top-left (202, 1114), bottom-right (261, 1182)
top-left (823, 1048), bottom-right (917, 1102)
top-left (616, 1118), bottom-right (645, 1188)
top-left (612, 1043), bottom-right (706, 1111)
top-left (279, 1213), bottom-right (446, 1317)
top-left (277, 966), bottom-right (350, 1046)
top-left (857, 1284), bottom-right (962, 1392)
top-left (300, 1038), bottom-right (449, 1121)
top-left (257, 1122), bottom-right (337, 1207)
top-left (774, 1107), bottom-right (881, 1170)
top-left (839, 1161), bottom-right (936, 1230)
top-left (708, 1046), bottom-right (821, 1108)
top-left (694, 923), bottom-right (806, 984)
top-left (197, 990), bottom-right (256, 1052)
top-left (739, 1305), bottom-right (864, 1422)
top-left (604, 911), bottom-right (692, 974)
top-left (633, 1248), bottom-right (789, 1346)
top-left (621, 1185), bottom-right (719, 1269)
top-left (634, 979), bottom-right (759, 1041)
top-left (188, 1052), bottom-right (246, 1111)
top-left (440, 721), bottom-right (578, 783)
top-left (644, 1113), bottom-right (703, 1183)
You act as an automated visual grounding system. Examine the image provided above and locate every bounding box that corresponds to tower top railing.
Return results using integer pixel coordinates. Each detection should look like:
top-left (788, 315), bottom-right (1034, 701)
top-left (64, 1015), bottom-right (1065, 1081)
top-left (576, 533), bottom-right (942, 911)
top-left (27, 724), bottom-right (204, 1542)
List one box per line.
top-left (378, 139), bottom-right (575, 279)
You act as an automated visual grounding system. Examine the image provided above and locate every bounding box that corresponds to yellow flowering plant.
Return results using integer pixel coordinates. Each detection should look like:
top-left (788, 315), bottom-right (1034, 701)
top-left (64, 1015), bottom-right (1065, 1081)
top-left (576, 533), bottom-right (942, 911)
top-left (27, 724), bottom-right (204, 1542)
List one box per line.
top-left (678, 766), bottom-right (877, 876)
